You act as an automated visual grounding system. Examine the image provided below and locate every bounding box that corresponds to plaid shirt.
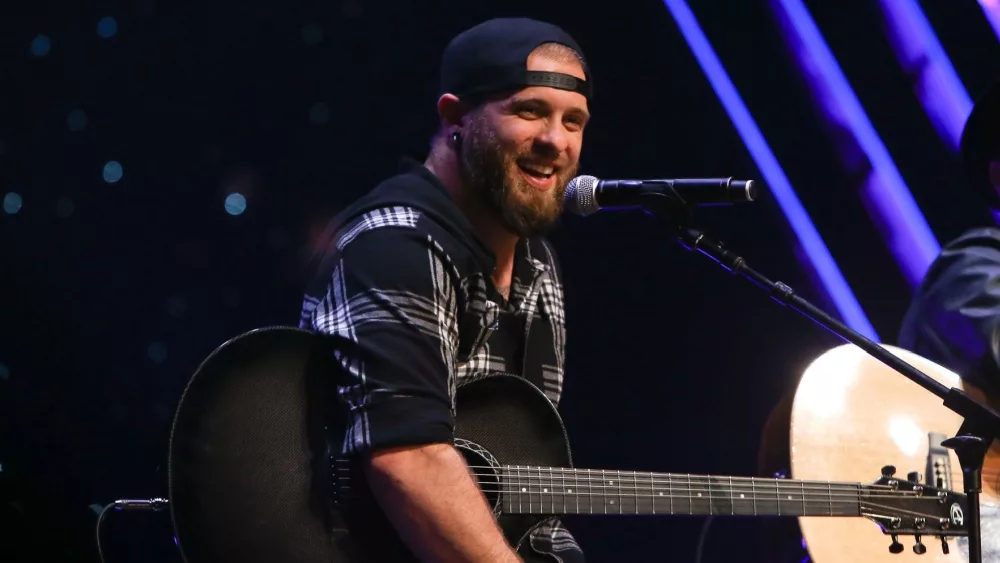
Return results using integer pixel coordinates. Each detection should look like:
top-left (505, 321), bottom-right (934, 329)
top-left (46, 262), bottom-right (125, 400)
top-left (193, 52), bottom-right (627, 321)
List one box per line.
top-left (299, 159), bottom-right (583, 561)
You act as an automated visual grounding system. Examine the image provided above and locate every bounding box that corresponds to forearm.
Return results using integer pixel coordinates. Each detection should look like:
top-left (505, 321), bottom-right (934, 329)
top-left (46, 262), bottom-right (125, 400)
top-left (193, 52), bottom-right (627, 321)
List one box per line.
top-left (365, 443), bottom-right (521, 563)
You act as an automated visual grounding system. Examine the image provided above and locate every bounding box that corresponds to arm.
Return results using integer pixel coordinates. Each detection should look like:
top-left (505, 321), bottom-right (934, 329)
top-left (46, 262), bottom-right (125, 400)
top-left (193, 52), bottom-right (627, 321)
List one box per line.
top-left (365, 444), bottom-right (521, 563)
top-left (305, 223), bottom-right (519, 562)
top-left (899, 228), bottom-right (1000, 392)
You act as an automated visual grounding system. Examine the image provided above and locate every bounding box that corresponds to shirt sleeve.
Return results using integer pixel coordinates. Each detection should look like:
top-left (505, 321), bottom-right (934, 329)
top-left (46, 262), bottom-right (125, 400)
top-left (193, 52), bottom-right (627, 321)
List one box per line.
top-left (305, 225), bottom-right (461, 454)
top-left (899, 229), bottom-right (1000, 392)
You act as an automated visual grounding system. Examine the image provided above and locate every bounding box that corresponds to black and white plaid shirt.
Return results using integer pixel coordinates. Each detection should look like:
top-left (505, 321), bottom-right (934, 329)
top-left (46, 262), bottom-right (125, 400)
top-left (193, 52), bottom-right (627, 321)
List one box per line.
top-left (299, 159), bottom-right (583, 562)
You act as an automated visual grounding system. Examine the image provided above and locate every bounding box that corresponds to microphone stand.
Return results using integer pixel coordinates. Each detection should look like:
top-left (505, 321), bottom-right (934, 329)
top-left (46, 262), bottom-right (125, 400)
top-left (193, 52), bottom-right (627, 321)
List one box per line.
top-left (638, 193), bottom-right (999, 562)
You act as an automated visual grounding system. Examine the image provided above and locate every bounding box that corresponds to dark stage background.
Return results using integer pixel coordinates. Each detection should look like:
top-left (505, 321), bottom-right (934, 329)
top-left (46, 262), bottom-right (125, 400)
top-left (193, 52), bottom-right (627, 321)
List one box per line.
top-left (2, 0), bottom-right (1000, 561)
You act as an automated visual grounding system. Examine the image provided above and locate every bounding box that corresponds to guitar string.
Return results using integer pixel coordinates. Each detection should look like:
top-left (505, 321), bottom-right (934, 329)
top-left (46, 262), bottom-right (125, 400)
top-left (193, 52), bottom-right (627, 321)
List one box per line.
top-left (481, 492), bottom-right (955, 521)
top-left (470, 486), bottom-right (947, 503)
top-left (462, 469), bottom-right (903, 492)
top-left (338, 465), bottom-right (903, 491)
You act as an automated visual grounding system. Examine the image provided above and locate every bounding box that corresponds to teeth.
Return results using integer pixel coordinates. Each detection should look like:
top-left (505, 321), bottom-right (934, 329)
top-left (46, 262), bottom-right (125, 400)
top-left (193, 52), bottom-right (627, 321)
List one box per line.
top-left (521, 163), bottom-right (554, 176)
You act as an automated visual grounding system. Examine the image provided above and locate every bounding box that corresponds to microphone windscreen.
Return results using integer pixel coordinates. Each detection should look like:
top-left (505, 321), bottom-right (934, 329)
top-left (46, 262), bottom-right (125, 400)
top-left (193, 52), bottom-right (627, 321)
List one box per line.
top-left (565, 175), bottom-right (600, 216)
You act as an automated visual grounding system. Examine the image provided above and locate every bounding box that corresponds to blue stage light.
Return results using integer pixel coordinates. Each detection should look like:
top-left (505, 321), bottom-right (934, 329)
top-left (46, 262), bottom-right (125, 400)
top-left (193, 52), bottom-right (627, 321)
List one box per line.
top-left (661, 0), bottom-right (879, 341)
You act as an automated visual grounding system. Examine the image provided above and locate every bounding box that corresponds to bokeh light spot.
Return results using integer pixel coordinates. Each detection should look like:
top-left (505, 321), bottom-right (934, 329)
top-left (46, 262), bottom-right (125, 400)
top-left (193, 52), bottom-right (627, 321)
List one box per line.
top-left (55, 197), bottom-right (75, 218)
top-left (309, 102), bottom-right (330, 125)
top-left (3, 193), bottom-right (23, 215)
top-left (148, 342), bottom-right (167, 364)
top-left (301, 24), bottom-right (323, 45)
top-left (103, 161), bottom-right (123, 183)
top-left (225, 193), bottom-right (247, 215)
top-left (30, 35), bottom-right (51, 57)
top-left (97, 17), bottom-right (118, 38)
top-left (67, 110), bottom-right (88, 131)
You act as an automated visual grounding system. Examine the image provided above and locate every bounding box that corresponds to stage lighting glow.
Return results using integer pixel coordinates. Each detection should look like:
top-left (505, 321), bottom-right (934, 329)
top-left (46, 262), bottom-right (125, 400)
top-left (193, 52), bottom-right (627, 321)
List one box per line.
top-left (876, 0), bottom-right (973, 149)
top-left (3, 192), bottom-right (23, 215)
top-left (97, 16), bottom-right (118, 39)
top-left (309, 102), bottom-right (330, 124)
top-left (225, 193), bottom-right (247, 215)
top-left (979, 0), bottom-right (1000, 42)
top-left (103, 161), bottom-right (123, 183)
top-left (0, 362), bottom-right (9, 381)
top-left (771, 0), bottom-right (941, 288)
top-left (67, 110), bottom-right (88, 132)
top-left (148, 342), bottom-right (167, 364)
top-left (661, 0), bottom-right (879, 341)
top-left (30, 35), bottom-right (50, 57)
top-left (301, 24), bottom-right (323, 45)
top-left (56, 197), bottom-right (75, 218)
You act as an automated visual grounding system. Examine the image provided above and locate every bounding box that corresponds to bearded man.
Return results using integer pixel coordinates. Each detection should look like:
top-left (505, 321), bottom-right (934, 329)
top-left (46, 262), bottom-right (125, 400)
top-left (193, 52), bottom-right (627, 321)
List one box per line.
top-left (299, 18), bottom-right (592, 563)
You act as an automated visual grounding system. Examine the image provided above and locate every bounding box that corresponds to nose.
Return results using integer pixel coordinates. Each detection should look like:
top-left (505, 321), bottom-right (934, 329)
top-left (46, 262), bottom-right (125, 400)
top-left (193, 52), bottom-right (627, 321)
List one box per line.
top-left (534, 119), bottom-right (571, 157)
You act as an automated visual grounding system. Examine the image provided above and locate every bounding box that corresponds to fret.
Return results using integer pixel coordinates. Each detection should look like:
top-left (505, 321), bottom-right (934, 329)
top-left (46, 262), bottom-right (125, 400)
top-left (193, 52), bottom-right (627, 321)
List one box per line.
top-left (587, 469), bottom-right (593, 515)
top-left (633, 471), bottom-right (638, 515)
top-left (751, 477), bottom-right (757, 515)
top-left (573, 471), bottom-right (580, 514)
top-left (801, 480), bottom-right (806, 515)
top-left (728, 476), bottom-right (734, 515)
top-left (650, 471), bottom-right (656, 515)
top-left (827, 482), bottom-right (833, 516)
top-left (616, 470), bottom-right (622, 514)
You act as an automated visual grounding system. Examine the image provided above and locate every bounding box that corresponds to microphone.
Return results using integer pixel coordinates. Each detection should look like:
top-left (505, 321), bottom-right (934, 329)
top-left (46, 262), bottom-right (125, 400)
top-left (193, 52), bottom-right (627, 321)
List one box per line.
top-left (565, 175), bottom-right (757, 216)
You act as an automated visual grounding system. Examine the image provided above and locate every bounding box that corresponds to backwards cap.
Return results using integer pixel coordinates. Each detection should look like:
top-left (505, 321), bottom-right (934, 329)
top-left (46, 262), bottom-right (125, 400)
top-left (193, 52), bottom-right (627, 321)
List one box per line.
top-left (439, 17), bottom-right (592, 102)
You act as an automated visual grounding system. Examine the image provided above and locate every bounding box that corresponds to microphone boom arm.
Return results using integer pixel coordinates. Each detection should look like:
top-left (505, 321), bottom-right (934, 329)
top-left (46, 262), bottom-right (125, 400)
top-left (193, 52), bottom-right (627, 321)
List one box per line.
top-left (637, 191), bottom-right (1000, 563)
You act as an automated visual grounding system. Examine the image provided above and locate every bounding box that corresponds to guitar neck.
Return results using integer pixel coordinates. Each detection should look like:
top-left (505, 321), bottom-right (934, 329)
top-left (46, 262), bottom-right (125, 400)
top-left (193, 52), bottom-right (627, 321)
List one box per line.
top-left (500, 466), bottom-right (863, 517)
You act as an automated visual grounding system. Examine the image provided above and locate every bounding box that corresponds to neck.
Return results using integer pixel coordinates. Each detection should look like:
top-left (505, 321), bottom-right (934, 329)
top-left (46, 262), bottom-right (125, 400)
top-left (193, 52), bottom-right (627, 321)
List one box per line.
top-left (498, 466), bottom-right (863, 517)
top-left (424, 147), bottom-right (519, 288)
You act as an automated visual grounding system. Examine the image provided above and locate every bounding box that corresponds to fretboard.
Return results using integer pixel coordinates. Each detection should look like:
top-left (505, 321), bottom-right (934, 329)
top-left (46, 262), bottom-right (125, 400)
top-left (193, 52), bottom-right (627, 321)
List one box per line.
top-left (499, 466), bottom-right (863, 517)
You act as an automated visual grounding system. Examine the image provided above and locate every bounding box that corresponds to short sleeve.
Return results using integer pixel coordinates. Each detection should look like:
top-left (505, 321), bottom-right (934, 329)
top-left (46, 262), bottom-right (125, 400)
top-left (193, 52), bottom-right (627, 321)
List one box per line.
top-left (899, 229), bottom-right (1000, 392)
top-left (304, 225), bottom-right (462, 454)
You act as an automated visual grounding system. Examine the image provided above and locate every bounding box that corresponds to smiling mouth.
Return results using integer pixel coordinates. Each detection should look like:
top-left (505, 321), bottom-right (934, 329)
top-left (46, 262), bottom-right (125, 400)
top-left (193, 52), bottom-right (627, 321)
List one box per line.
top-left (517, 162), bottom-right (557, 189)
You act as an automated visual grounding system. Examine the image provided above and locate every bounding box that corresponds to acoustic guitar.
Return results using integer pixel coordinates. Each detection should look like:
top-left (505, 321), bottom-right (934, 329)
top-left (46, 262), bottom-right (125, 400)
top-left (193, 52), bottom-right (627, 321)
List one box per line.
top-left (166, 327), bottom-right (969, 562)
top-left (760, 343), bottom-right (1000, 562)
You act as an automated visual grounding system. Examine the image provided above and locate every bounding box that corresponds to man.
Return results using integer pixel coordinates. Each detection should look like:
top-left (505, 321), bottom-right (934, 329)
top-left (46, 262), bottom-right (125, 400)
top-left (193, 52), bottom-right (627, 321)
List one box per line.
top-left (896, 80), bottom-right (1000, 562)
top-left (898, 80), bottom-right (1000, 397)
top-left (299, 18), bottom-right (592, 563)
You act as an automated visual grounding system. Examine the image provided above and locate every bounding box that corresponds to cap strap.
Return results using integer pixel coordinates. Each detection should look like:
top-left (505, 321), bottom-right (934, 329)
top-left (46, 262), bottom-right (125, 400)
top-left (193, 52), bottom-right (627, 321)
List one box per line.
top-left (459, 69), bottom-right (592, 100)
top-left (521, 70), bottom-right (591, 98)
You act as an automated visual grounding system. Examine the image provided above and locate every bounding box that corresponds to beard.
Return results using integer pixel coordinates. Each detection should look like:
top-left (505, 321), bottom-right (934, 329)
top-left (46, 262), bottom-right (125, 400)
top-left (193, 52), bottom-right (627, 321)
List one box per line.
top-left (458, 115), bottom-right (577, 238)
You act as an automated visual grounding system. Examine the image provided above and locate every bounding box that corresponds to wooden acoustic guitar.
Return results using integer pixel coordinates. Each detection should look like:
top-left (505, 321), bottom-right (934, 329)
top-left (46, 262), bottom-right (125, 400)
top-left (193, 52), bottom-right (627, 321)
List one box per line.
top-left (760, 343), bottom-right (1000, 562)
top-left (166, 328), bottom-right (971, 562)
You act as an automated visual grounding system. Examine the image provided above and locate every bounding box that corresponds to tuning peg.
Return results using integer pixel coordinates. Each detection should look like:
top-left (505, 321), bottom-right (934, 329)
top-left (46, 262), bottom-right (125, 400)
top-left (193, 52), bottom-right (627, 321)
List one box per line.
top-left (881, 465), bottom-right (897, 478)
top-left (940, 536), bottom-right (949, 555)
top-left (913, 535), bottom-right (926, 555)
top-left (889, 534), bottom-right (904, 554)
top-left (907, 471), bottom-right (922, 483)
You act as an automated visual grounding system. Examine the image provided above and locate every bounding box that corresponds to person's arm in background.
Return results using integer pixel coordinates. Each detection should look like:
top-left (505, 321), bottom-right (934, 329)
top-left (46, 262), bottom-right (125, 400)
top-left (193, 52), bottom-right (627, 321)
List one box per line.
top-left (899, 228), bottom-right (1000, 394)
top-left (305, 224), bottom-right (520, 563)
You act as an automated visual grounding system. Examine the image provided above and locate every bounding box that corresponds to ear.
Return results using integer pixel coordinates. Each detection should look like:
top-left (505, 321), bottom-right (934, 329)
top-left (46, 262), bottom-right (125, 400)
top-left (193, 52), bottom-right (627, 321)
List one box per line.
top-left (436, 93), bottom-right (465, 130)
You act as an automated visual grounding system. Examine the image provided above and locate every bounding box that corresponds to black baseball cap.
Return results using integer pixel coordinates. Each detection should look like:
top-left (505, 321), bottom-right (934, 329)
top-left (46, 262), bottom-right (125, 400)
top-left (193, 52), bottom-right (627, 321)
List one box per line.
top-left (439, 17), bottom-right (592, 102)
top-left (960, 79), bottom-right (1000, 199)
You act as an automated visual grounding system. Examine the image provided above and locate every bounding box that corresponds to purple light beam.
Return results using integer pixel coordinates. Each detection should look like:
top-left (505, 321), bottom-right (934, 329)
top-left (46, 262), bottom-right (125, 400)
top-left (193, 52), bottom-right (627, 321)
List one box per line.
top-left (661, 0), bottom-right (879, 341)
top-left (876, 0), bottom-right (973, 149)
top-left (771, 0), bottom-right (941, 289)
top-left (980, 0), bottom-right (1000, 42)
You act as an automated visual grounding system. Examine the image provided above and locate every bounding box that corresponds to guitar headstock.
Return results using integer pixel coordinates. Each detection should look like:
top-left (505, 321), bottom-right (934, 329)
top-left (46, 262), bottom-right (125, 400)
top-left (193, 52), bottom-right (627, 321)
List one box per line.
top-left (860, 465), bottom-right (968, 555)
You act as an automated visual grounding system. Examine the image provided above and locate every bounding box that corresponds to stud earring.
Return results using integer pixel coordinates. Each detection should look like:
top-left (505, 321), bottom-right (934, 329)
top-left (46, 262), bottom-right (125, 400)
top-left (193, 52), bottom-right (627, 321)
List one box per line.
top-left (452, 130), bottom-right (461, 143)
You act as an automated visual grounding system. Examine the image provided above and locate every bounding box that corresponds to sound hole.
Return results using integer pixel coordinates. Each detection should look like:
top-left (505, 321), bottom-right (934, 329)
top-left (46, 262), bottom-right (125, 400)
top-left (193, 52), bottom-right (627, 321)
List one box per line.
top-left (458, 442), bottom-right (501, 513)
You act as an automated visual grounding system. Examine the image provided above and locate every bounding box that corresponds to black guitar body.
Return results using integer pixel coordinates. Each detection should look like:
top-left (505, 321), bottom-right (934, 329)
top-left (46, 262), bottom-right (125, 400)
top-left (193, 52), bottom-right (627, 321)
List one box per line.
top-left (168, 326), bottom-right (573, 563)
